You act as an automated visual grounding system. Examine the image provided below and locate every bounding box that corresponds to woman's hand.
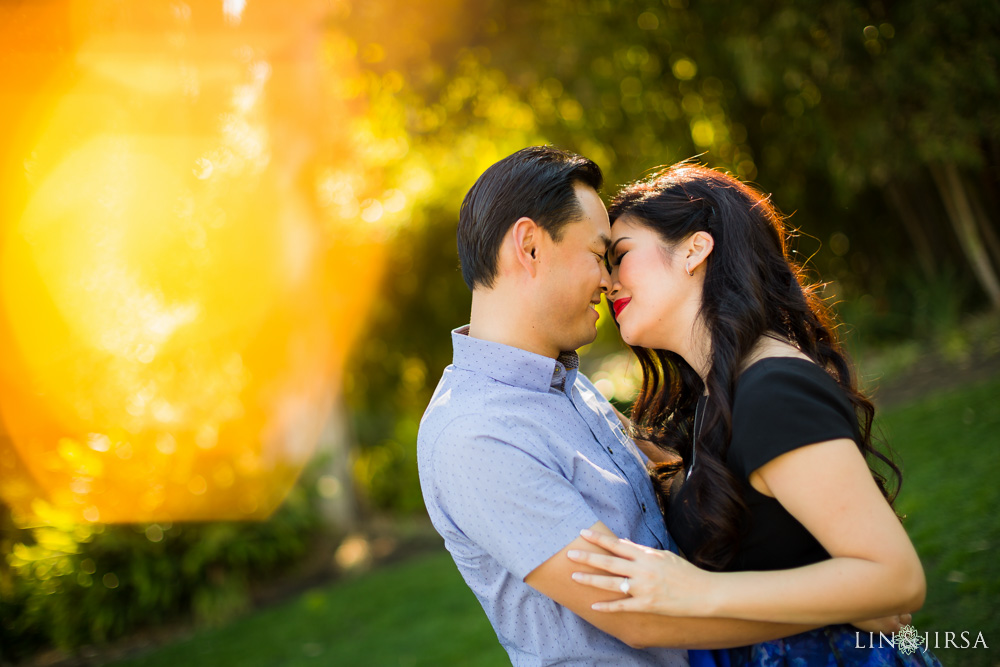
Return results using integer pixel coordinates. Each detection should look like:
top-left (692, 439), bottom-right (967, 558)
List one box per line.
top-left (567, 528), bottom-right (717, 616)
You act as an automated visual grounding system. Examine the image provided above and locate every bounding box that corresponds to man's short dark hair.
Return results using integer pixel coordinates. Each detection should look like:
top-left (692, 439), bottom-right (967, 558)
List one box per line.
top-left (457, 145), bottom-right (603, 291)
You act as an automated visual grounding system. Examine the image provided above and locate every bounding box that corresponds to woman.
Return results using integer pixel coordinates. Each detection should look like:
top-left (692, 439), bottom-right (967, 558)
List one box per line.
top-left (567, 163), bottom-right (941, 665)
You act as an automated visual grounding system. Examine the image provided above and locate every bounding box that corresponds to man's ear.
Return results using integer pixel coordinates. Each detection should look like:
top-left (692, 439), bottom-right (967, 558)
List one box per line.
top-left (684, 231), bottom-right (715, 275)
top-left (511, 216), bottom-right (541, 277)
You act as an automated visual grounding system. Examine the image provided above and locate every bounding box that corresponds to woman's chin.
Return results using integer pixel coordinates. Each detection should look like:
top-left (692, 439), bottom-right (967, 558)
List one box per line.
top-left (618, 324), bottom-right (641, 348)
top-left (620, 328), bottom-right (664, 351)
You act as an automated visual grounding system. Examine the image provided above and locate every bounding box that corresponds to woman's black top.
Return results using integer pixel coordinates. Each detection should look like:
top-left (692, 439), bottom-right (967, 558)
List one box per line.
top-left (665, 357), bottom-right (863, 572)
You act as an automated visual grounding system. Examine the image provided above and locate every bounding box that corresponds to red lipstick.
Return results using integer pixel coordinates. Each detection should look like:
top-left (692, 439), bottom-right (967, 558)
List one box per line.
top-left (612, 297), bottom-right (631, 318)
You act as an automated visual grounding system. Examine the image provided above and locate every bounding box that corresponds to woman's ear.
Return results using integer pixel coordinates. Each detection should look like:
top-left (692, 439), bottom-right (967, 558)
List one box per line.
top-left (511, 216), bottom-right (541, 277)
top-left (684, 231), bottom-right (714, 276)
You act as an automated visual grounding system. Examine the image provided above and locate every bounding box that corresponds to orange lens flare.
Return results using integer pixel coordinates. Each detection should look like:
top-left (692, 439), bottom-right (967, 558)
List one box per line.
top-left (0, 0), bottom-right (380, 523)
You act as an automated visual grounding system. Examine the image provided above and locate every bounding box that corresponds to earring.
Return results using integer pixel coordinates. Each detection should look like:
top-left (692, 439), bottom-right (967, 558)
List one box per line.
top-left (686, 264), bottom-right (693, 276)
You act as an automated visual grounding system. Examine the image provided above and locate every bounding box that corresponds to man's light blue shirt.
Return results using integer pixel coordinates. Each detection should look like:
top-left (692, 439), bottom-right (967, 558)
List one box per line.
top-left (418, 326), bottom-right (688, 667)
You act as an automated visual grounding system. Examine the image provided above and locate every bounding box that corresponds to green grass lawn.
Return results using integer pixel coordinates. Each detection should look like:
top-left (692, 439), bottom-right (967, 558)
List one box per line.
top-left (880, 375), bottom-right (1000, 666)
top-left (111, 375), bottom-right (1000, 667)
top-left (110, 550), bottom-right (508, 667)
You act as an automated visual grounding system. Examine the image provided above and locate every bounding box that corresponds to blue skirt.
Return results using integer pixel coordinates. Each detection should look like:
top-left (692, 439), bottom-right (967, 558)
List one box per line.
top-left (689, 624), bottom-right (943, 667)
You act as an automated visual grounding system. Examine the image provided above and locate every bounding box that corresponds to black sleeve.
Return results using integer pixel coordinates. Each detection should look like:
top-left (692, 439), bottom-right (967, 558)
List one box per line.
top-left (728, 360), bottom-right (861, 480)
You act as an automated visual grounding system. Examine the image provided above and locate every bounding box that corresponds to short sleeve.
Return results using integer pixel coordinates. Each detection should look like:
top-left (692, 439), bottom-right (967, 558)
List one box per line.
top-left (427, 415), bottom-right (600, 581)
top-left (729, 359), bottom-right (861, 480)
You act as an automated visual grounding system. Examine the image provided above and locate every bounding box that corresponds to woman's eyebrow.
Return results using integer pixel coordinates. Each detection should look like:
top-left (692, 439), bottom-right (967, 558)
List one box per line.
top-left (608, 237), bottom-right (631, 256)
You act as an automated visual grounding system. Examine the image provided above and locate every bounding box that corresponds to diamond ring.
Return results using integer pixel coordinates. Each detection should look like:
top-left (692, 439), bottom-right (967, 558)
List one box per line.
top-left (619, 578), bottom-right (630, 595)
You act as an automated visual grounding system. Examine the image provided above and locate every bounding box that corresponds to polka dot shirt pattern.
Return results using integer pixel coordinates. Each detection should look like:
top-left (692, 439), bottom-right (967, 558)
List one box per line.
top-left (417, 326), bottom-right (688, 667)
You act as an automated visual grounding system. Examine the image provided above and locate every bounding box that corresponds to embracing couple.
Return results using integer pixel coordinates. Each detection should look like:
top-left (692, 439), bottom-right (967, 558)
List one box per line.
top-left (417, 146), bottom-right (942, 666)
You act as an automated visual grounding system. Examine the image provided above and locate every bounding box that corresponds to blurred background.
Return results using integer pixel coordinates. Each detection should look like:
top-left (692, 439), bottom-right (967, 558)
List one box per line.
top-left (0, 0), bottom-right (997, 665)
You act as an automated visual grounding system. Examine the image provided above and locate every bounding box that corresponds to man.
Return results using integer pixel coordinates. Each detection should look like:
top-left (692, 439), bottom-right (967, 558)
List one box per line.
top-left (417, 146), bottom-right (813, 666)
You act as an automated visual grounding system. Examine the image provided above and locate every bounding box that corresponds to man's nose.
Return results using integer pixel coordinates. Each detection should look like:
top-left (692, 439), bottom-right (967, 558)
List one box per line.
top-left (599, 265), bottom-right (612, 294)
top-left (602, 268), bottom-right (620, 298)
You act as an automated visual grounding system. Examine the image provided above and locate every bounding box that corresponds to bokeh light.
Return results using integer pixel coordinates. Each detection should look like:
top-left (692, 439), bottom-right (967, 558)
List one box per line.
top-left (0, 0), bottom-right (384, 523)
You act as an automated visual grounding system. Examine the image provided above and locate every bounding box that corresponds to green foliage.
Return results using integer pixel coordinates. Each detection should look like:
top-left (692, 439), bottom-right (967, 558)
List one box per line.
top-left (834, 263), bottom-right (977, 352)
top-left (0, 466), bottom-right (324, 663)
top-left (345, 217), bottom-right (473, 514)
top-left (352, 418), bottom-right (426, 514)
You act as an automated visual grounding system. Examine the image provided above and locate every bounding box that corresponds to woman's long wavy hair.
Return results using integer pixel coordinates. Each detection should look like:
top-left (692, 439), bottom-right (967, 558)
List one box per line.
top-left (608, 163), bottom-right (901, 571)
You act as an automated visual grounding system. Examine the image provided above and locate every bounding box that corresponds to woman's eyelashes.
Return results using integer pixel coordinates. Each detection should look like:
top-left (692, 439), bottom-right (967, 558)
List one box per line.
top-left (602, 249), bottom-right (626, 274)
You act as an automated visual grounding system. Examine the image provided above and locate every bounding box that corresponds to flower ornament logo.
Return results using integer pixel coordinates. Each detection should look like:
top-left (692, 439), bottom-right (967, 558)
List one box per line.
top-left (896, 624), bottom-right (923, 655)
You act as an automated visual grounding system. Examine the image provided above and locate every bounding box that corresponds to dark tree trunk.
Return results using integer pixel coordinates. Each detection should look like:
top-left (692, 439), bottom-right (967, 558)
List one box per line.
top-left (885, 181), bottom-right (937, 280)
top-left (930, 161), bottom-right (1000, 309)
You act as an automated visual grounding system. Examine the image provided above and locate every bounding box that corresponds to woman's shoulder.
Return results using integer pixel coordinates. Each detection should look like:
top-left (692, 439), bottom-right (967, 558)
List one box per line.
top-left (740, 354), bottom-right (835, 384)
top-left (728, 355), bottom-right (861, 477)
top-left (735, 356), bottom-right (847, 409)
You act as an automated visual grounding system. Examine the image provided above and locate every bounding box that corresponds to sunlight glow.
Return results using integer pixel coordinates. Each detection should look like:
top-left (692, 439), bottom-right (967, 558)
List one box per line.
top-left (0, 0), bottom-right (385, 523)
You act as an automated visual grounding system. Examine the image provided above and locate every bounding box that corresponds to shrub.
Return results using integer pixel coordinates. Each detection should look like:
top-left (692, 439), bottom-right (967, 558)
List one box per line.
top-left (0, 464), bottom-right (324, 663)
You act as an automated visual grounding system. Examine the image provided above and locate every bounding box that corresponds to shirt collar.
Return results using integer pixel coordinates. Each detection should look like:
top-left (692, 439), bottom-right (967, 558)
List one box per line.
top-left (451, 325), bottom-right (579, 393)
